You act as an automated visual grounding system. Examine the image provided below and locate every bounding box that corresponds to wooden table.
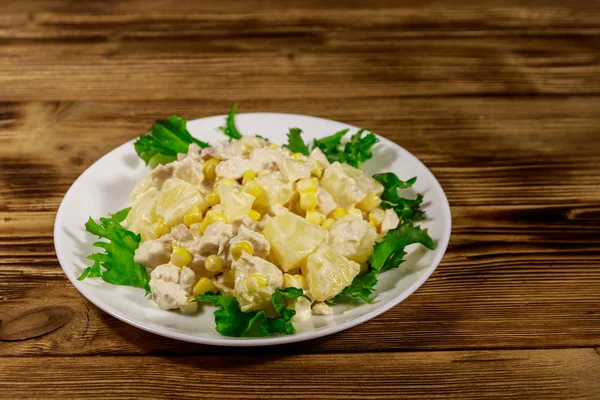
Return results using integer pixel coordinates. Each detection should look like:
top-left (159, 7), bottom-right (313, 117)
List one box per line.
top-left (1, 1), bottom-right (599, 398)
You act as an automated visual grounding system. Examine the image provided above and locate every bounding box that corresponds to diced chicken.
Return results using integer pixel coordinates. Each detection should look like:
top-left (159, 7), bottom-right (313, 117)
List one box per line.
top-left (249, 147), bottom-right (284, 171)
top-left (317, 188), bottom-right (337, 216)
top-left (150, 157), bottom-right (204, 190)
top-left (215, 157), bottom-right (259, 180)
top-left (308, 147), bottom-right (330, 168)
top-left (177, 143), bottom-right (203, 162)
top-left (213, 273), bottom-right (234, 296)
top-left (230, 215), bottom-right (258, 235)
top-left (134, 234), bottom-right (173, 269)
top-left (191, 222), bottom-right (233, 256)
top-left (312, 302), bottom-right (333, 315)
top-left (150, 163), bottom-right (176, 190)
top-left (320, 162), bottom-right (383, 209)
top-left (380, 209), bottom-right (400, 235)
top-left (149, 263), bottom-right (198, 313)
top-left (233, 253), bottom-right (283, 312)
top-left (253, 171), bottom-right (295, 211)
top-left (257, 213), bottom-right (271, 230)
top-left (170, 224), bottom-right (194, 243)
top-left (230, 225), bottom-right (270, 258)
top-left (328, 215), bottom-right (378, 263)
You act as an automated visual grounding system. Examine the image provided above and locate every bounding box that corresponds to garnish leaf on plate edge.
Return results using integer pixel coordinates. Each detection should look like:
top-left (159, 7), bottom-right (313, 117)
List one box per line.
top-left (78, 208), bottom-right (150, 295)
top-left (134, 114), bottom-right (209, 167)
top-left (283, 127), bottom-right (310, 155)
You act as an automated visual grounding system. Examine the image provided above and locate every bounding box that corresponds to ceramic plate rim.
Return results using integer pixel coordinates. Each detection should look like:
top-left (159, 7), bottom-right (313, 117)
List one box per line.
top-left (54, 112), bottom-right (451, 347)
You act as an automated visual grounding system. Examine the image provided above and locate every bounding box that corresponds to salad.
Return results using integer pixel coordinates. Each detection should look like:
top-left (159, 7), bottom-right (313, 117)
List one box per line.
top-left (79, 104), bottom-right (435, 337)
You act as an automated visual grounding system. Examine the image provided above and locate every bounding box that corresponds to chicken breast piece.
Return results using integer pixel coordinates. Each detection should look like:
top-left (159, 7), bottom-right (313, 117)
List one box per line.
top-left (328, 215), bottom-right (378, 263)
top-left (134, 234), bottom-right (173, 269)
top-left (317, 187), bottom-right (337, 216)
top-left (191, 222), bottom-right (234, 256)
top-left (380, 209), bottom-right (400, 235)
top-left (149, 263), bottom-right (197, 313)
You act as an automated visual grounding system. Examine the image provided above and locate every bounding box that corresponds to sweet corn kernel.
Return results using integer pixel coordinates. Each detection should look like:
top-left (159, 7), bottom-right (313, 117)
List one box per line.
top-left (183, 208), bottom-right (204, 227)
top-left (223, 269), bottom-right (235, 286)
top-left (283, 274), bottom-right (300, 289)
top-left (207, 190), bottom-right (220, 206)
top-left (347, 207), bottom-right (363, 218)
top-left (330, 208), bottom-right (348, 220)
top-left (305, 210), bottom-right (325, 225)
top-left (357, 193), bottom-right (382, 213)
top-left (300, 192), bottom-right (317, 211)
top-left (193, 277), bottom-right (217, 296)
top-left (246, 273), bottom-right (268, 291)
top-left (205, 255), bottom-right (224, 273)
top-left (203, 158), bottom-right (220, 181)
top-left (296, 177), bottom-right (318, 194)
top-left (292, 274), bottom-right (307, 289)
top-left (243, 181), bottom-right (264, 198)
top-left (231, 241), bottom-right (253, 259)
top-left (321, 218), bottom-right (335, 230)
top-left (242, 170), bottom-right (256, 185)
top-left (152, 218), bottom-right (168, 237)
top-left (248, 209), bottom-right (261, 221)
top-left (369, 208), bottom-right (385, 226)
top-left (171, 246), bottom-right (193, 267)
top-left (268, 143), bottom-right (279, 149)
top-left (205, 210), bottom-right (227, 225)
top-left (311, 164), bottom-right (323, 178)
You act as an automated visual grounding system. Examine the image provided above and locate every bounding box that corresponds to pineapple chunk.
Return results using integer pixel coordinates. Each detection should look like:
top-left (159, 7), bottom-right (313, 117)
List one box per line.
top-left (262, 210), bottom-right (327, 272)
top-left (126, 186), bottom-right (159, 241)
top-left (233, 253), bottom-right (283, 312)
top-left (320, 162), bottom-right (383, 208)
top-left (215, 183), bottom-right (255, 223)
top-left (302, 244), bottom-right (361, 301)
top-left (155, 178), bottom-right (209, 227)
top-left (253, 171), bottom-right (294, 212)
top-left (328, 215), bottom-right (378, 263)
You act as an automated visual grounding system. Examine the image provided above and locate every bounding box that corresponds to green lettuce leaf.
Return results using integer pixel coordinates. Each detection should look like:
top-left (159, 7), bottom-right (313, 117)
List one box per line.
top-left (370, 223), bottom-right (435, 274)
top-left (134, 114), bottom-right (209, 167)
top-left (312, 128), bottom-right (378, 168)
top-left (373, 173), bottom-right (423, 223)
top-left (329, 271), bottom-right (378, 305)
top-left (196, 288), bottom-right (303, 337)
top-left (283, 128), bottom-right (310, 156)
top-left (78, 208), bottom-right (150, 294)
top-left (219, 102), bottom-right (243, 140)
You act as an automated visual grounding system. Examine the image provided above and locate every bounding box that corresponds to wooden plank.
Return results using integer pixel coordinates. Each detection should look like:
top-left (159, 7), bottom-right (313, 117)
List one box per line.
top-left (1, 349), bottom-right (599, 399)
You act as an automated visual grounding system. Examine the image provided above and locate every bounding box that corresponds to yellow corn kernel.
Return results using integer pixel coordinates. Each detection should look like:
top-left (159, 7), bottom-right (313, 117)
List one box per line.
top-left (283, 274), bottom-right (300, 289)
top-left (205, 210), bottom-right (227, 225)
top-left (369, 208), bottom-right (385, 227)
top-left (203, 158), bottom-right (220, 181)
top-left (291, 152), bottom-right (306, 161)
top-left (305, 210), bottom-right (325, 225)
top-left (296, 177), bottom-right (318, 194)
top-left (205, 255), bottom-right (224, 273)
top-left (152, 218), bottom-right (168, 237)
top-left (292, 274), bottom-right (307, 290)
top-left (193, 277), bottom-right (217, 296)
top-left (183, 208), bottom-right (204, 227)
top-left (171, 246), bottom-right (193, 267)
top-left (300, 192), bottom-right (317, 211)
top-left (248, 209), bottom-right (261, 221)
top-left (243, 181), bottom-right (264, 198)
top-left (222, 269), bottom-right (235, 287)
top-left (321, 218), bottom-right (335, 230)
top-left (268, 143), bottom-right (279, 149)
top-left (242, 170), bottom-right (256, 185)
top-left (330, 208), bottom-right (348, 220)
top-left (206, 190), bottom-right (220, 206)
top-left (231, 241), bottom-right (253, 260)
top-left (347, 207), bottom-right (363, 218)
top-left (357, 193), bottom-right (382, 213)
top-left (250, 273), bottom-right (268, 288)
top-left (311, 164), bottom-right (323, 178)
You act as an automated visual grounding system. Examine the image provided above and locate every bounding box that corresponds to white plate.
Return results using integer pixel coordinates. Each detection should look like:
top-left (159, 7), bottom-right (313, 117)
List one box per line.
top-left (54, 113), bottom-right (451, 346)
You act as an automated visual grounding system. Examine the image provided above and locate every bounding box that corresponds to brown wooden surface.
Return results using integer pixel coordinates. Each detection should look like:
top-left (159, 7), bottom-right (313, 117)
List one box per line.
top-left (1, 1), bottom-right (600, 399)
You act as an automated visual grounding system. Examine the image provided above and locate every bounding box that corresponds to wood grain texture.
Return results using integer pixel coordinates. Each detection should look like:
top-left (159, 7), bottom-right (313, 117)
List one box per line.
top-left (1, 0), bottom-right (600, 397)
top-left (1, 349), bottom-right (600, 399)
top-left (0, 98), bottom-right (599, 356)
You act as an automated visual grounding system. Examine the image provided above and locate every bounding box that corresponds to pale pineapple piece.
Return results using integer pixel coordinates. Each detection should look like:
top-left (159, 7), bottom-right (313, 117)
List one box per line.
top-left (262, 210), bottom-right (327, 272)
top-left (126, 185), bottom-right (159, 241)
top-left (328, 215), bottom-right (378, 263)
top-left (253, 171), bottom-right (295, 212)
top-left (320, 162), bottom-right (383, 208)
top-left (215, 182), bottom-right (256, 223)
top-left (302, 244), bottom-right (361, 301)
top-left (155, 178), bottom-right (209, 227)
